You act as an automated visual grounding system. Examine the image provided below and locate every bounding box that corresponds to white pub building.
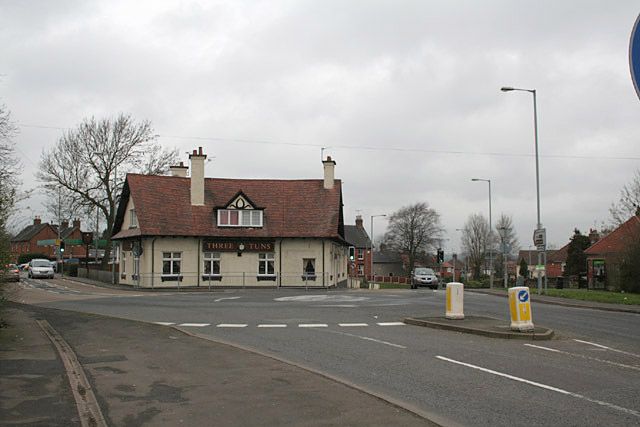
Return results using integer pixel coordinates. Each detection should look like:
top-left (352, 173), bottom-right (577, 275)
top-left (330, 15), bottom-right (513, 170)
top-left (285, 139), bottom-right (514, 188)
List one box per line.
top-left (111, 147), bottom-right (349, 288)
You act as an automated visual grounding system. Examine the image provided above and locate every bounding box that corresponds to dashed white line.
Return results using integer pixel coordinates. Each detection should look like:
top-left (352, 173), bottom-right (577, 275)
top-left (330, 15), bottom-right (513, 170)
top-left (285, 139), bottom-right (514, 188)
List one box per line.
top-left (574, 339), bottom-right (640, 358)
top-left (338, 323), bottom-right (369, 327)
top-left (213, 296), bottom-right (242, 302)
top-left (217, 324), bottom-right (248, 328)
top-left (154, 322), bottom-right (176, 326)
top-left (298, 324), bottom-right (328, 328)
top-left (526, 343), bottom-right (640, 372)
top-left (179, 323), bottom-right (211, 327)
top-left (325, 330), bottom-right (407, 349)
top-left (436, 355), bottom-right (640, 418)
top-left (257, 324), bottom-right (287, 328)
top-left (377, 322), bottom-right (405, 326)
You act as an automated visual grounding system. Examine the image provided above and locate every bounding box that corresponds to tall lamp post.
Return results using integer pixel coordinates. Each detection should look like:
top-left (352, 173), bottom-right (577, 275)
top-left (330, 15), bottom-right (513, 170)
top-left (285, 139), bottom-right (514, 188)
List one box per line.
top-left (370, 214), bottom-right (387, 284)
top-left (471, 178), bottom-right (493, 289)
top-left (501, 86), bottom-right (545, 295)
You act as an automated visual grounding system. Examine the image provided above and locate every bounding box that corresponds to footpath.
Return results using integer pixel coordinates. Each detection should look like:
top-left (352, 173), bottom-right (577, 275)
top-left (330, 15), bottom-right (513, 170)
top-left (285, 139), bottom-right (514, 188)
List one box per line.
top-left (0, 302), bottom-right (434, 427)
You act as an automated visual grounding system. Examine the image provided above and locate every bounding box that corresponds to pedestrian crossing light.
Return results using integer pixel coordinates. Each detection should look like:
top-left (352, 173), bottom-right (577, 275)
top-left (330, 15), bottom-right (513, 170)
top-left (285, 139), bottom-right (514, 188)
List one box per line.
top-left (349, 246), bottom-right (355, 261)
top-left (437, 248), bottom-right (444, 263)
top-left (60, 241), bottom-right (66, 253)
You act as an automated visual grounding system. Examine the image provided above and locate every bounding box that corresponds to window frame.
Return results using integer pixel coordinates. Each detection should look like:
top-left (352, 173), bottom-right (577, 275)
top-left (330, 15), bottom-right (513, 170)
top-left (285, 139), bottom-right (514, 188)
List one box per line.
top-left (217, 209), bottom-right (263, 228)
top-left (162, 252), bottom-right (182, 277)
top-left (203, 251), bottom-right (222, 280)
top-left (357, 248), bottom-right (364, 260)
top-left (129, 209), bottom-right (138, 228)
top-left (257, 252), bottom-right (275, 278)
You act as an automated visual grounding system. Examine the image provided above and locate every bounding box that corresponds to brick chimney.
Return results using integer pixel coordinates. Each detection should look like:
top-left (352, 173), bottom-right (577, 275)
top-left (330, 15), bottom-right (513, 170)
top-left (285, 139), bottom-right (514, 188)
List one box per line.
top-left (169, 161), bottom-right (189, 178)
top-left (322, 156), bottom-right (336, 190)
top-left (588, 228), bottom-right (600, 245)
top-left (73, 218), bottom-right (81, 228)
top-left (189, 147), bottom-right (207, 206)
top-left (355, 215), bottom-right (364, 229)
top-left (61, 220), bottom-right (69, 229)
top-left (33, 216), bottom-right (41, 225)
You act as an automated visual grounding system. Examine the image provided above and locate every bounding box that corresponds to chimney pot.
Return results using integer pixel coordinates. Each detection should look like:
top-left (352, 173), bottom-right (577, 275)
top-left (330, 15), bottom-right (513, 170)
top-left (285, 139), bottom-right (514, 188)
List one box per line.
top-left (73, 218), bottom-right (81, 228)
top-left (61, 220), bottom-right (69, 229)
top-left (34, 216), bottom-right (41, 225)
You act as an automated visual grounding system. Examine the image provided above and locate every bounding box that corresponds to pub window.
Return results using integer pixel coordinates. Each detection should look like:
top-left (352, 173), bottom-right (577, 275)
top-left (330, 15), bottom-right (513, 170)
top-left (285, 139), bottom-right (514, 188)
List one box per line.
top-left (258, 253), bottom-right (275, 276)
top-left (203, 252), bottom-right (221, 276)
top-left (357, 248), bottom-right (364, 260)
top-left (302, 258), bottom-right (316, 281)
top-left (218, 209), bottom-right (263, 227)
top-left (130, 209), bottom-right (138, 228)
top-left (162, 252), bottom-right (181, 275)
top-left (121, 251), bottom-right (126, 273)
top-left (357, 264), bottom-right (364, 276)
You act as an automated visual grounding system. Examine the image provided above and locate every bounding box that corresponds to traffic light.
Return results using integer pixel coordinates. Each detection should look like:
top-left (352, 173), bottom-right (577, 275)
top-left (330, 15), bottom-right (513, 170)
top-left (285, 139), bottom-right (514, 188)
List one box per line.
top-left (348, 246), bottom-right (355, 261)
top-left (60, 241), bottom-right (65, 253)
top-left (437, 248), bottom-right (444, 263)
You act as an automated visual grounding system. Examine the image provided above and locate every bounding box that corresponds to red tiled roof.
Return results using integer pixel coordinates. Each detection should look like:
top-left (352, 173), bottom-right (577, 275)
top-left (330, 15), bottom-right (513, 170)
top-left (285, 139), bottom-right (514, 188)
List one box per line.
top-left (584, 215), bottom-right (640, 255)
top-left (112, 174), bottom-right (344, 240)
top-left (547, 243), bottom-right (569, 263)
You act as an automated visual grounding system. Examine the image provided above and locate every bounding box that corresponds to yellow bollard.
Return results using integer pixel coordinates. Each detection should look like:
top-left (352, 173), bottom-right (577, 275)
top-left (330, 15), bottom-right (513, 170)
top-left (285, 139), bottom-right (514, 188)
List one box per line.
top-left (508, 286), bottom-right (534, 331)
top-left (446, 282), bottom-right (464, 319)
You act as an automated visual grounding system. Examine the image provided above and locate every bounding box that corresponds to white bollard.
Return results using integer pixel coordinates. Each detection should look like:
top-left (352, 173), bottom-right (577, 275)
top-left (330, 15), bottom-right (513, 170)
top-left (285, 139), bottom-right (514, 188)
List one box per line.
top-left (445, 282), bottom-right (464, 319)
top-left (508, 286), bottom-right (534, 331)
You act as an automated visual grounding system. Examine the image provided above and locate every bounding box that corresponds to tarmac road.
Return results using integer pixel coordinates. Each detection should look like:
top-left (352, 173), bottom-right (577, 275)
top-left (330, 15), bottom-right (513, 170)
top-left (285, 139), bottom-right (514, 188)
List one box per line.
top-left (7, 277), bottom-right (640, 426)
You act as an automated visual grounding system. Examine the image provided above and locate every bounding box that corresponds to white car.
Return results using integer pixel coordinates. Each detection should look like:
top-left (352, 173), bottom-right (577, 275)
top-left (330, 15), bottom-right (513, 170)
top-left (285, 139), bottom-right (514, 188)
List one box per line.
top-left (28, 259), bottom-right (55, 279)
top-left (411, 267), bottom-right (439, 289)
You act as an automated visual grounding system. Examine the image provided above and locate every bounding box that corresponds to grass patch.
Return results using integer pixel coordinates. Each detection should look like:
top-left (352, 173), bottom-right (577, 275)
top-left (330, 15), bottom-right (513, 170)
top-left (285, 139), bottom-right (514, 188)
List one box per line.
top-left (542, 289), bottom-right (640, 305)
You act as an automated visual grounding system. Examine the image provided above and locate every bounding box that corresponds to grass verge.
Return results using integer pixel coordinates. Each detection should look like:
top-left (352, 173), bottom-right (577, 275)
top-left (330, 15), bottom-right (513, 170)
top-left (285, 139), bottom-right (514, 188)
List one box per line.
top-left (542, 289), bottom-right (640, 305)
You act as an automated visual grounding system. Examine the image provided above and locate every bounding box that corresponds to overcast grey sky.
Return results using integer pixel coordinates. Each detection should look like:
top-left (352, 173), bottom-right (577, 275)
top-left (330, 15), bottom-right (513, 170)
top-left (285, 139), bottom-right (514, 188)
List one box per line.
top-left (2, 0), bottom-right (639, 254)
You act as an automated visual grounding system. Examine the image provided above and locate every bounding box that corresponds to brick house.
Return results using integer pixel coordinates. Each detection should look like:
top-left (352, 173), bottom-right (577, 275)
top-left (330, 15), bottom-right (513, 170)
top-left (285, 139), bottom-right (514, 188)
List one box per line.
top-left (344, 215), bottom-right (372, 278)
top-left (111, 149), bottom-right (349, 288)
top-left (11, 217), bottom-right (88, 262)
top-left (584, 212), bottom-right (640, 289)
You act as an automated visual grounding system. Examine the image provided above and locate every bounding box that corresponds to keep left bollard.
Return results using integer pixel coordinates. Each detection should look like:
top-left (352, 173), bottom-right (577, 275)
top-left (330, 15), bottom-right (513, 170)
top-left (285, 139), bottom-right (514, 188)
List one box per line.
top-left (446, 282), bottom-right (464, 319)
top-left (508, 286), bottom-right (534, 331)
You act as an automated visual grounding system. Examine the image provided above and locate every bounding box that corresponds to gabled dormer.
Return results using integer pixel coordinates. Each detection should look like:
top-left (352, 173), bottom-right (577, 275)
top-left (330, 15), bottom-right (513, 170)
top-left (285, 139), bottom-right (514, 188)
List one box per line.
top-left (216, 191), bottom-right (264, 227)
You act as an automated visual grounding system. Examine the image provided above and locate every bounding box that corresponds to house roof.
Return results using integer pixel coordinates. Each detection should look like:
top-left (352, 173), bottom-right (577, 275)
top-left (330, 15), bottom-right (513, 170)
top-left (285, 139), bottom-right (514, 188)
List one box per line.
top-left (112, 174), bottom-right (345, 240)
top-left (584, 215), bottom-right (640, 255)
top-left (547, 243), bottom-right (569, 263)
top-left (373, 251), bottom-right (402, 264)
top-left (344, 225), bottom-right (371, 248)
top-left (11, 223), bottom-right (55, 242)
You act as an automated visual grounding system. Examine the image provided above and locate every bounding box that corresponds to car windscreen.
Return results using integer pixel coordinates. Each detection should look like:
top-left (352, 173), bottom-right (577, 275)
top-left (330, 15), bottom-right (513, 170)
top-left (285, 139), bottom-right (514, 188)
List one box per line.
top-left (415, 268), bottom-right (434, 275)
top-left (31, 260), bottom-right (51, 267)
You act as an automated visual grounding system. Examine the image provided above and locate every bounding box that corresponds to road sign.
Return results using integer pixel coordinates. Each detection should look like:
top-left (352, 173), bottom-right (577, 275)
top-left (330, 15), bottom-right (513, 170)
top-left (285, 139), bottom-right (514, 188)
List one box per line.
top-left (630, 13), bottom-right (640, 100)
top-left (533, 228), bottom-right (546, 246)
top-left (517, 289), bottom-right (529, 303)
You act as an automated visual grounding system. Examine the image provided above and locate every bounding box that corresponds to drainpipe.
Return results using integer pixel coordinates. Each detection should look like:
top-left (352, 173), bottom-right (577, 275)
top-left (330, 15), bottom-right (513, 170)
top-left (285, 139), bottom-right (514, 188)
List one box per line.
top-left (322, 240), bottom-right (325, 287)
top-left (151, 238), bottom-right (157, 288)
top-left (279, 239), bottom-right (282, 288)
top-left (197, 238), bottom-right (201, 287)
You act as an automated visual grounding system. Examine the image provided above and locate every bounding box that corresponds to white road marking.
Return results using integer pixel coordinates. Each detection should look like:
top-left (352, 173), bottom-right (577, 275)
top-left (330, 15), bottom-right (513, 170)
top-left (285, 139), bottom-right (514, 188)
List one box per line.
top-left (574, 339), bottom-right (640, 358)
top-left (154, 322), bottom-right (176, 326)
top-left (525, 344), bottom-right (640, 372)
top-left (326, 330), bottom-right (407, 349)
top-left (436, 356), bottom-right (640, 418)
top-left (179, 323), bottom-right (211, 327)
top-left (339, 323), bottom-right (369, 327)
top-left (298, 324), bottom-right (328, 328)
top-left (257, 324), bottom-right (287, 328)
top-left (317, 304), bottom-right (357, 307)
top-left (275, 295), bottom-right (368, 302)
top-left (217, 324), bottom-right (248, 328)
top-left (377, 322), bottom-right (405, 326)
top-left (213, 296), bottom-right (242, 302)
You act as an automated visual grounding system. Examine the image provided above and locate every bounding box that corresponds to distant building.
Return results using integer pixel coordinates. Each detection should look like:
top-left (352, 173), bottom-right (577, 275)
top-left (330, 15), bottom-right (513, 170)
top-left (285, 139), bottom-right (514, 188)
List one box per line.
top-left (373, 251), bottom-right (405, 277)
top-left (344, 215), bottom-right (372, 278)
top-left (584, 212), bottom-right (640, 289)
top-left (10, 217), bottom-right (86, 262)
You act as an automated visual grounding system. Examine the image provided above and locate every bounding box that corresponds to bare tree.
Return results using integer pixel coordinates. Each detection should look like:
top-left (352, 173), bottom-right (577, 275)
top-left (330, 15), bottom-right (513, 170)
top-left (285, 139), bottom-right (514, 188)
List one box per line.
top-left (0, 104), bottom-right (20, 274)
top-left (461, 213), bottom-right (490, 279)
top-left (38, 114), bottom-right (179, 267)
top-left (610, 169), bottom-right (640, 226)
top-left (494, 213), bottom-right (519, 281)
top-left (383, 202), bottom-right (443, 274)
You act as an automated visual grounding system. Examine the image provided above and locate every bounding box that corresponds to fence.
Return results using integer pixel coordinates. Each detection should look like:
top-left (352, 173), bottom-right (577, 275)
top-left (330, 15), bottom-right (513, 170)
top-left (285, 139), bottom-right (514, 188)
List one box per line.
top-left (365, 275), bottom-right (411, 285)
top-left (78, 267), bottom-right (115, 283)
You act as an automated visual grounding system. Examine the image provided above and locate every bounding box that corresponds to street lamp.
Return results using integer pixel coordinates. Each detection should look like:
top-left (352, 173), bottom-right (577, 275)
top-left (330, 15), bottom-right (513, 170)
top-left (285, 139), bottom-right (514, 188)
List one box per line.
top-left (501, 86), bottom-right (545, 295)
top-left (471, 178), bottom-right (493, 289)
top-left (370, 214), bottom-right (387, 284)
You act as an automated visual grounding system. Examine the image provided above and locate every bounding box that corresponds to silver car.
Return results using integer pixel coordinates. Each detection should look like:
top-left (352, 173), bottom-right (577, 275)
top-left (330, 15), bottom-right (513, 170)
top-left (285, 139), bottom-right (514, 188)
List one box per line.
top-left (28, 259), bottom-right (55, 279)
top-left (411, 267), bottom-right (439, 289)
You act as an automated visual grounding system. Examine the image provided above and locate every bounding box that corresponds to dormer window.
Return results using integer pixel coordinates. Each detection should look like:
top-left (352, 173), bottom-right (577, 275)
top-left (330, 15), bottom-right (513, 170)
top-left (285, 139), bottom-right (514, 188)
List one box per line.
top-left (216, 191), bottom-right (264, 227)
top-left (218, 209), bottom-right (263, 227)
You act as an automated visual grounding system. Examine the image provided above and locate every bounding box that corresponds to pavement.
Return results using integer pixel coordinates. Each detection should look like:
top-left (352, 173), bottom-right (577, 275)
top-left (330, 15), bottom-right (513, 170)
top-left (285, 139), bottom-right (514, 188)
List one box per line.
top-left (0, 301), bottom-right (435, 427)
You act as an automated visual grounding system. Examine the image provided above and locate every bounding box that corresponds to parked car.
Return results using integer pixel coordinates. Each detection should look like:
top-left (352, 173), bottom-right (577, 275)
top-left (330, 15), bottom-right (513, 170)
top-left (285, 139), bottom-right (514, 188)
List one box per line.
top-left (18, 263), bottom-right (29, 271)
top-left (411, 267), bottom-right (439, 289)
top-left (27, 259), bottom-right (55, 279)
top-left (2, 264), bottom-right (20, 282)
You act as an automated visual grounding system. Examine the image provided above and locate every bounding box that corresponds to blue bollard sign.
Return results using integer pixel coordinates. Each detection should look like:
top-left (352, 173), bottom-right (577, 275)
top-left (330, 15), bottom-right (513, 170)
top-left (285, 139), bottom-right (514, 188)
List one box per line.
top-left (630, 13), bottom-right (640, 100)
